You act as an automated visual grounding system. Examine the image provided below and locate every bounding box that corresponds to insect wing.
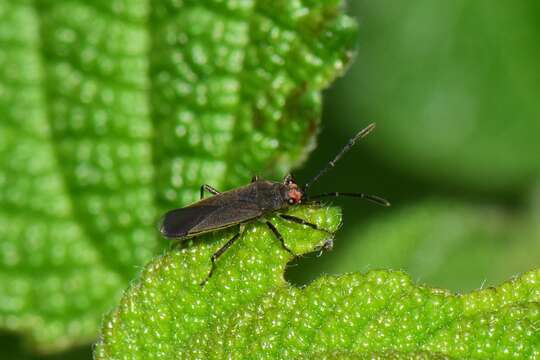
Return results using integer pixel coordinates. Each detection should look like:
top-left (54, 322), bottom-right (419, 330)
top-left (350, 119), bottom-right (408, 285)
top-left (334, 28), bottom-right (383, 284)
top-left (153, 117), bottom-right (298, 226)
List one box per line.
top-left (160, 205), bottom-right (220, 239)
top-left (188, 201), bottom-right (262, 234)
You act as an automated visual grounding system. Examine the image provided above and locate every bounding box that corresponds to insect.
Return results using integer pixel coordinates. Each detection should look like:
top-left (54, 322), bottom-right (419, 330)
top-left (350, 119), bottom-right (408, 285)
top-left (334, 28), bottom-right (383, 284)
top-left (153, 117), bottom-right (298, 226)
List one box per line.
top-left (160, 123), bottom-right (390, 285)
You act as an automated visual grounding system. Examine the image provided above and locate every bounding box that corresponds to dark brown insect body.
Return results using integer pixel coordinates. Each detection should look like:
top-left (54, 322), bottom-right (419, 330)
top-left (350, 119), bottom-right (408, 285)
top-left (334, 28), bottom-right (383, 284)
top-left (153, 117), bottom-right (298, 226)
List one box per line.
top-left (160, 177), bottom-right (303, 240)
top-left (160, 124), bottom-right (389, 285)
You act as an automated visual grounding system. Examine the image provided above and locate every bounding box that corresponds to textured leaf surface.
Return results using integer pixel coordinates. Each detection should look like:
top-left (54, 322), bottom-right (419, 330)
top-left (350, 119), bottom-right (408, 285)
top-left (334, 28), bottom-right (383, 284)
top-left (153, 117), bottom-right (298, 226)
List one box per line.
top-left (342, 0), bottom-right (540, 191)
top-left (95, 205), bottom-right (540, 359)
top-left (0, 0), bottom-right (356, 351)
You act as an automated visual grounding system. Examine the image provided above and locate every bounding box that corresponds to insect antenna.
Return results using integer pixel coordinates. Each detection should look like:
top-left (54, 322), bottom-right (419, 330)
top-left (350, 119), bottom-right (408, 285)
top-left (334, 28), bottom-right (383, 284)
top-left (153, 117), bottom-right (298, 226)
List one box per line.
top-left (303, 123), bottom-right (376, 194)
top-left (307, 192), bottom-right (391, 207)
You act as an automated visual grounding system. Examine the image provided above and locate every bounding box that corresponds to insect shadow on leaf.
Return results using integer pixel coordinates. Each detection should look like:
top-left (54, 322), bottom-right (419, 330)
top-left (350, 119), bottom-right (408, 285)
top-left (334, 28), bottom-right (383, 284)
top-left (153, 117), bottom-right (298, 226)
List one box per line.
top-left (160, 124), bottom-right (390, 286)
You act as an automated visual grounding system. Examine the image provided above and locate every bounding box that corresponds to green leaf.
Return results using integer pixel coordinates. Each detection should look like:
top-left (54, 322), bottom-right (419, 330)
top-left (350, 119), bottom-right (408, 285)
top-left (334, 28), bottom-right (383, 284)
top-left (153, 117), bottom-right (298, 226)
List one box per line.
top-left (0, 0), bottom-right (356, 352)
top-left (341, 0), bottom-right (540, 191)
top-left (311, 201), bottom-right (540, 292)
top-left (95, 205), bottom-right (341, 358)
top-left (95, 205), bottom-right (540, 359)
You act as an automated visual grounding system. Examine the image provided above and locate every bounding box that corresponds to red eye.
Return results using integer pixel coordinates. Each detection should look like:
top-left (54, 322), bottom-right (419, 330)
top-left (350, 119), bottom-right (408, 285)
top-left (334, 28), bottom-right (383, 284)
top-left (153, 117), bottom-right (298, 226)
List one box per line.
top-left (287, 187), bottom-right (302, 205)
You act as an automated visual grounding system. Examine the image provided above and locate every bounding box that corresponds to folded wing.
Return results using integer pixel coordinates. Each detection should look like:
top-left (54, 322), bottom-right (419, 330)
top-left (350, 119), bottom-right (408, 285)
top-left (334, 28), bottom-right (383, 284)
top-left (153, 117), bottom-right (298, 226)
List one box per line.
top-left (160, 200), bottom-right (263, 239)
top-left (160, 205), bottom-right (221, 239)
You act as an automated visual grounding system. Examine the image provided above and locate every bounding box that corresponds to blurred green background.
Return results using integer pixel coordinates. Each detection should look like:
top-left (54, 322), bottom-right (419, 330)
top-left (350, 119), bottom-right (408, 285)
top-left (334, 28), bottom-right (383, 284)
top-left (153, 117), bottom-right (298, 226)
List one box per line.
top-left (288, 0), bottom-right (540, 290)
top-left (2, 0), bottom-right (540, 358)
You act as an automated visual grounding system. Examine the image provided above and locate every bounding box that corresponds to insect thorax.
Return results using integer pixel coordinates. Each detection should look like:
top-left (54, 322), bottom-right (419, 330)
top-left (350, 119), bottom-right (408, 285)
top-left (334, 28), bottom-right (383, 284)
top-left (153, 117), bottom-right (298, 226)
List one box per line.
top-left (252, 181), bottom-right (289, 212)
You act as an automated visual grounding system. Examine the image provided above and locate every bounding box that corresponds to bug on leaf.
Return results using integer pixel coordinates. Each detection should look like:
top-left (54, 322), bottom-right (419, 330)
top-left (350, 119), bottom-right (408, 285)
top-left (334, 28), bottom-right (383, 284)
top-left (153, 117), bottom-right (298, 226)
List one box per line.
top-left (160, 123), bottom-right (390, 285)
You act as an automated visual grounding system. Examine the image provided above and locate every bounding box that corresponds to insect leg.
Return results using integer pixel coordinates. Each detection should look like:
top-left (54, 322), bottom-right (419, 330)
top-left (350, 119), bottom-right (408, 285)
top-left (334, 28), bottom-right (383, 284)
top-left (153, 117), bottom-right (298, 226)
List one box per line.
top-left (199, 184), bottom-right (221, 199)
top-left (266, 221), bottom-right (296, 256)
top-left (279, 214), bottom-right (333, 234)
top-left (200, 228), bottom-right (243, 286)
